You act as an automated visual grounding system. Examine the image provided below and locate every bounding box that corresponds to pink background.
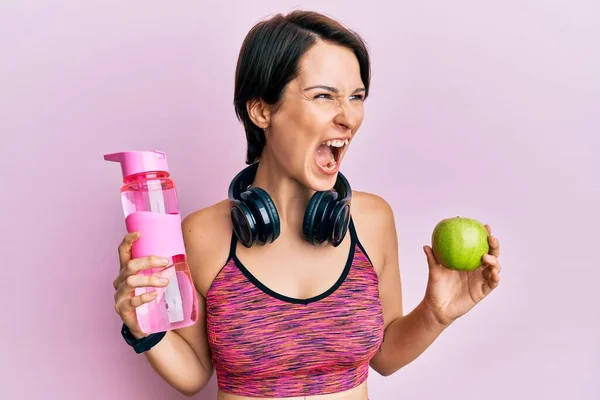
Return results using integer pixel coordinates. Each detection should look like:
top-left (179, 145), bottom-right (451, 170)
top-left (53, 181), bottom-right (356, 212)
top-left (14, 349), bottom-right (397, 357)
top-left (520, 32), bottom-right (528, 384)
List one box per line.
top-left (1, 1), bottom-right (598, 399)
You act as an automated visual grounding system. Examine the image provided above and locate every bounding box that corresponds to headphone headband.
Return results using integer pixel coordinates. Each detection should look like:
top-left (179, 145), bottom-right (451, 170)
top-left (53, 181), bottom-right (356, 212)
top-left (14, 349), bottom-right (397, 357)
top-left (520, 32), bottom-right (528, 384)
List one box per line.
top-left (228, 162), bottom-right (259, 201)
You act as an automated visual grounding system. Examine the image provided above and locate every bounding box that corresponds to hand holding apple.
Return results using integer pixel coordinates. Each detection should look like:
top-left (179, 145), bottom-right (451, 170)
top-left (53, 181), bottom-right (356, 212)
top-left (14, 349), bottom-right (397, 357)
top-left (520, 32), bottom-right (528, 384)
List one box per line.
top-left (421, 217), bottom-right (501, 327)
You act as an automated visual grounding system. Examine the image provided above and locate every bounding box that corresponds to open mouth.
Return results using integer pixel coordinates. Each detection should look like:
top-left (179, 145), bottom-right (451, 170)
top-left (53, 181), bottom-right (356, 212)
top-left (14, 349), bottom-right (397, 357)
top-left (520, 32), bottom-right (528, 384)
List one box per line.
top-left (315, 139), bottom-right (349, 172)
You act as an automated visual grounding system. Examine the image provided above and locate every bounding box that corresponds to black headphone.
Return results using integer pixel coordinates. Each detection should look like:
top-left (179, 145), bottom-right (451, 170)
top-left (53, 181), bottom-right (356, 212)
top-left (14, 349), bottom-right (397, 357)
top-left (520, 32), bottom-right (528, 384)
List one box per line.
top-left (228, 162), bottom-right (352, 248)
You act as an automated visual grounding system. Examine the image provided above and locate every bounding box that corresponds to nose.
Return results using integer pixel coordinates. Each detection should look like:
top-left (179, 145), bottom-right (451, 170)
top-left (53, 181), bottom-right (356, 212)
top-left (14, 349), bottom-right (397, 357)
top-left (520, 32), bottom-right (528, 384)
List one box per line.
top-left (333, 100), bottom-right (359, 132)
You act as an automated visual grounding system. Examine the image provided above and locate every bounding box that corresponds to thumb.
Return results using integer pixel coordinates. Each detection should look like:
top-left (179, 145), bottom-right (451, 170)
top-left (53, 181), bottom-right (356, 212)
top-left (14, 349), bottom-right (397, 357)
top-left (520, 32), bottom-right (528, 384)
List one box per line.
top-left (423, 245), bottom-right (440, 268)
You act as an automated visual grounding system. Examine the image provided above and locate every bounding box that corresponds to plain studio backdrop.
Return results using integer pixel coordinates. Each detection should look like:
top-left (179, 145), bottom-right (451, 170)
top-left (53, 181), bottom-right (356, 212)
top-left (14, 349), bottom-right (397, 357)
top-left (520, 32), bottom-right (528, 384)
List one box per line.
top-left (1, 1), bottom-right (598, 399)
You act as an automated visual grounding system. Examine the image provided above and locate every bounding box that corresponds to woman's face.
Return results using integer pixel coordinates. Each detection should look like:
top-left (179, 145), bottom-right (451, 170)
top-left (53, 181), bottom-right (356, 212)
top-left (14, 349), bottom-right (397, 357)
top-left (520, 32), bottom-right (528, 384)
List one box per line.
top-left (260, 40), bottom-right (366, 192)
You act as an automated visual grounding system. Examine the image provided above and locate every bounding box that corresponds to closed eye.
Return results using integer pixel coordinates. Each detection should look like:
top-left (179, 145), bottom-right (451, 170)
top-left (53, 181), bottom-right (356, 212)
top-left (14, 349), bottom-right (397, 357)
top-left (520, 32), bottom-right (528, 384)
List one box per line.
top-left (315, 93), bottom-right (364, 101)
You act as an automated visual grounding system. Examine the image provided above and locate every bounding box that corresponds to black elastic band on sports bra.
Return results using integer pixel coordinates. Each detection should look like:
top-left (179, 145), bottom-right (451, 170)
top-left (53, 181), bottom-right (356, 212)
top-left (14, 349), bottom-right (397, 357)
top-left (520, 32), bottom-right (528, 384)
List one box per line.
top-left (348, 217), bottom-right (375, 267)
top-left (228, 229), bottom-right (238, 260)
top-left (348, 216), bottom-right (358, 242)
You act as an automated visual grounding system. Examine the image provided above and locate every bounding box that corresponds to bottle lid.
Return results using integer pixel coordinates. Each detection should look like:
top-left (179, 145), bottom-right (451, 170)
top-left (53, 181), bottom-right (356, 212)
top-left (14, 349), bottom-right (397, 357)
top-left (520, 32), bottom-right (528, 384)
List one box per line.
top-left (104, 150), bottom-right (170, 178)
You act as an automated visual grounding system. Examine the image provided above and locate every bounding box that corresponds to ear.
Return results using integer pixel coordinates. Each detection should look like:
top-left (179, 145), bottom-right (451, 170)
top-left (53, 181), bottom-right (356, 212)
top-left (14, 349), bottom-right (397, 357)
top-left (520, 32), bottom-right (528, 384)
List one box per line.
top-left (247, 98), bottom-right (271, 130)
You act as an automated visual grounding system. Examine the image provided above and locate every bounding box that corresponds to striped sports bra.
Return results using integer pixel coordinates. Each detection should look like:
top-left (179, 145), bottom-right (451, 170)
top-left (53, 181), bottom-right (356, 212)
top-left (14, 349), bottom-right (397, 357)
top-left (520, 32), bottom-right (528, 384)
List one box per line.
top-left (205, 218), bottom-right (384, 398)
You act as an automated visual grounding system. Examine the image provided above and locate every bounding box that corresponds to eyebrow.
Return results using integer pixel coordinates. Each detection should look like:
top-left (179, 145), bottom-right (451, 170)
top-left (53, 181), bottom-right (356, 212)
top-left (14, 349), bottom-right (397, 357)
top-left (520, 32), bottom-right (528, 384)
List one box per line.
top-left (303, 85), bottom-right (366, 94)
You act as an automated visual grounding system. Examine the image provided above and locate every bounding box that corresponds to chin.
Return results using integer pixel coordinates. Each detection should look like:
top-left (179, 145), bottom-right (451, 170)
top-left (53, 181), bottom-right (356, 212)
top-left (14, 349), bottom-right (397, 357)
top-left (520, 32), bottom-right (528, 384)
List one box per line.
top-left (311, 175), bottom-right (338, 192)
top-left (305, 165), bottom-right (340, 192)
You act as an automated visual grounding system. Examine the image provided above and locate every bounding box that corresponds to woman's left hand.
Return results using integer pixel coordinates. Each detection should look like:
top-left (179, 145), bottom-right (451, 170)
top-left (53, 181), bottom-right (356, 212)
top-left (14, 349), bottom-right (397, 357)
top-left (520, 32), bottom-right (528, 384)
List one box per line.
top-left (422, 224), bottom-right (501, 327)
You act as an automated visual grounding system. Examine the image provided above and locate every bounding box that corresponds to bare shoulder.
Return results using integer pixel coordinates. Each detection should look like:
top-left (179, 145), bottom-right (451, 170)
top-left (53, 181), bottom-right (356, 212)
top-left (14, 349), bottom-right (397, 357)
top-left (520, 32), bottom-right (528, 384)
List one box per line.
top-left (351, 190), bottom-right (396, 234)
top-left (181, 198), bottom-right (233, 297)
top-left (351, 191), bottom-right (395, 219)
top-left (349, 190), bottom-right (397, 275)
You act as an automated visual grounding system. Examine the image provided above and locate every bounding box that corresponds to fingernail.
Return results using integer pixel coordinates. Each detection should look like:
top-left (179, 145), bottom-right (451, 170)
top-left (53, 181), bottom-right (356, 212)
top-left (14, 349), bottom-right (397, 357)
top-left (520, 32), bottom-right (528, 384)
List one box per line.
top-left (159, 278), bottom-right (169, 285)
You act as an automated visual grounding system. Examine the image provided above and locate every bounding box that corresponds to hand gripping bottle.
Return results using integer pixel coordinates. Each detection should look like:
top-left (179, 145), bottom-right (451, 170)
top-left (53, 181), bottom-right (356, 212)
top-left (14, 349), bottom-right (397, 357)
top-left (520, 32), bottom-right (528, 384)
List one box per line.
top-left (104, 150), bottom-right (198, 334)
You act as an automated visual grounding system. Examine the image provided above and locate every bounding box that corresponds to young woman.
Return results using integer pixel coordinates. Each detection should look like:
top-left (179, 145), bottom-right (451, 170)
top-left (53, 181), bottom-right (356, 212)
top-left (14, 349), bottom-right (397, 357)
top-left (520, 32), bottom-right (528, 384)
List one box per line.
top-left (112, 10), bottom-right (502, 400)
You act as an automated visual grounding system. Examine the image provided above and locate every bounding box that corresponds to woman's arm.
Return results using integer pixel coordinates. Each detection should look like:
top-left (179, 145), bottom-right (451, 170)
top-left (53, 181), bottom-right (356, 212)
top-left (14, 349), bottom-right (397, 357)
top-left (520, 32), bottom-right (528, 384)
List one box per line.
top-left (366, 194), bottom-right (501, 376)
top-left (141, 290), bottom-right (213, 396)
top-left (357, 194), bottom-right (448, 376)
top-left (132, 203), bottom-right (233, 396)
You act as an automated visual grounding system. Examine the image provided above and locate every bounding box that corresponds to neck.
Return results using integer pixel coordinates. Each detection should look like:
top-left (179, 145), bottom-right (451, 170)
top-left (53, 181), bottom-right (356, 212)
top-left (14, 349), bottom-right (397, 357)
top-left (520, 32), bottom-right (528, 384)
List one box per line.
top-left (251, 153), bottom-right (314, 239)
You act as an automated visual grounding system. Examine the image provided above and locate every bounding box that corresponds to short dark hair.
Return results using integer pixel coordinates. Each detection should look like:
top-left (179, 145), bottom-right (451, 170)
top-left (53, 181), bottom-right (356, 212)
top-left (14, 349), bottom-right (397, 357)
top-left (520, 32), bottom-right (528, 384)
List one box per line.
top-left (233, 10), bottom-right (371, 164)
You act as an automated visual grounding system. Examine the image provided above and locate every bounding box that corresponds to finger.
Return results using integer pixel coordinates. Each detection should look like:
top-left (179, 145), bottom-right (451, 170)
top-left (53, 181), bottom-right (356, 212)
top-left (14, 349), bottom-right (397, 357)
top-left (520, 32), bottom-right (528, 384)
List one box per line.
top-left (113, 258), bottom-right (169, 291)
top-left (122, 273), bottom-right (169, 291)
top-left (126, 256), bottom-right (170, 275)
top-left (114, 273), bottom-right (168, 299)
top-left (115, 256), bottom-right (169, 289)
top-left (488, 235), bottom-right (500, 258)
top-left (484, 224), bottom-right (492, 235)
top-left (488, 268), bottom-right (500, 290)
top-left (115, 290), bottom-right (158, 316)
top-left (423, 245), bottom-right (440, 267)
top-left (114, 274), bottom-right (166, 307)
top-left (118, 232), bottom-right (140, 270)
top-left (482, 267), bottom-right (491, 281)
top-left (482, 254), bottom-right (501, 273)
top-left (481, 266), bottom-right (500, 294)
top-left (490, 267), bottom-right (500, 283)
top-left (130, 291), bottom-right (159, 308)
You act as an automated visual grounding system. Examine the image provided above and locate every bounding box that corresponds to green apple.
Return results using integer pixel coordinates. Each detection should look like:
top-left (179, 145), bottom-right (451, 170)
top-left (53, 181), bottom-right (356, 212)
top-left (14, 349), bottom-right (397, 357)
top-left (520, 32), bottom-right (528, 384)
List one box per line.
top-left (431, 216), bottom-right (490, 271)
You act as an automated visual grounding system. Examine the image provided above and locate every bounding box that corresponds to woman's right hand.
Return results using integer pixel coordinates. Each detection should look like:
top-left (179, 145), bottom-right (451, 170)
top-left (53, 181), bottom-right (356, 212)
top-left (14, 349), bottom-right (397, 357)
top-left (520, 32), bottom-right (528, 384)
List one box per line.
top-left (113, 232), bottom-right (170, 339)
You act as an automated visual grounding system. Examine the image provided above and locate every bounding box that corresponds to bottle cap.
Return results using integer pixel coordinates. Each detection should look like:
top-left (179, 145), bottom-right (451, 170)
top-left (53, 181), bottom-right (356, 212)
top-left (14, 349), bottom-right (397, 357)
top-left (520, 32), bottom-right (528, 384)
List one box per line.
top-left (104, 150), bottom-right (170, 178)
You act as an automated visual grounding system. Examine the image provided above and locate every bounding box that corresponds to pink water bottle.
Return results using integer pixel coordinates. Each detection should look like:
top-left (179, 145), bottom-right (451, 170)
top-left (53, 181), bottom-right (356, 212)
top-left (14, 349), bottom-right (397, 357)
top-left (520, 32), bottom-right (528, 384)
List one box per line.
top-left (104, 150), bottom-right (198, 334)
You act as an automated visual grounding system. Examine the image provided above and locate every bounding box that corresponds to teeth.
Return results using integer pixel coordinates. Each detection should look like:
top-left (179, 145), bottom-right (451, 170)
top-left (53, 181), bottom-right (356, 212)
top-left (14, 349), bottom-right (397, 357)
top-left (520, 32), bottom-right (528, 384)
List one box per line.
top-left (322, 139), bottom-right (349, 147)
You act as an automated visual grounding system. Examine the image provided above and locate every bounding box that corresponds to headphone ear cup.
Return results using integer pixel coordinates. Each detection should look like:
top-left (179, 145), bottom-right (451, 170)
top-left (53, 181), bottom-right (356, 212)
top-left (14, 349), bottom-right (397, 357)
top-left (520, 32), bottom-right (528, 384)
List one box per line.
top-left (302, 191), bottom-right (325, 244)
top-left (243, 187), bottom-right (280, 246)
top-left (248, 187), bottom-right (280, 241)
top-left (230, 199), bottom-right (257, 248)
top-left (327, 199), bottom-right (351, 247)
top-left (303, 191), bottom-right (337, 245)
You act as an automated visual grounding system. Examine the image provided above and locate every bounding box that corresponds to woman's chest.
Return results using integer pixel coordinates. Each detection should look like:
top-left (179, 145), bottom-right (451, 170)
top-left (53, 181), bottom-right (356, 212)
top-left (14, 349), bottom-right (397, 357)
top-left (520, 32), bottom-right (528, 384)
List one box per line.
top-left (207, 291), bottom-right (384, 375)
top-left (206, 256), bottom-right (384, 370)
